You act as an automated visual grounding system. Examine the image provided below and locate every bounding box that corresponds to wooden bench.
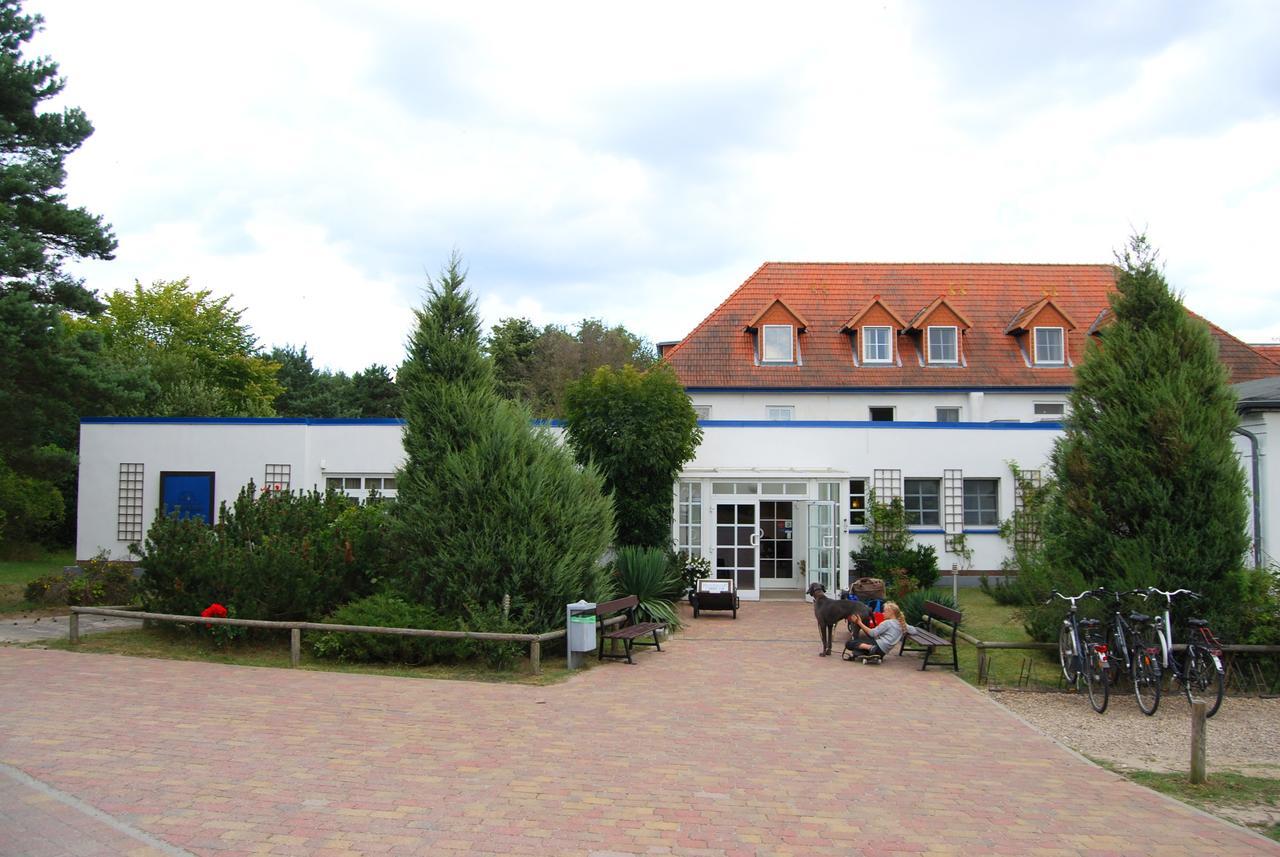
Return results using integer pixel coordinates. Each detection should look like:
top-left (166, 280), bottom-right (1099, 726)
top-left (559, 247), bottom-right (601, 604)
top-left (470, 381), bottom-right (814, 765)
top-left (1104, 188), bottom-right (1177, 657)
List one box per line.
top-left (898, 600), bottom-right (962, 671)
top-left (596, 595), bottom-right (665, 664)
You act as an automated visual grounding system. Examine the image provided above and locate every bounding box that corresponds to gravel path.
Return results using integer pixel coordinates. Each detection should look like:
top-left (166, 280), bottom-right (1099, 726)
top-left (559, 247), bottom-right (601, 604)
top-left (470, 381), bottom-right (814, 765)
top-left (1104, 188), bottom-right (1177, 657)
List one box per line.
top-left (989, 688), bottom-right (1280, 775)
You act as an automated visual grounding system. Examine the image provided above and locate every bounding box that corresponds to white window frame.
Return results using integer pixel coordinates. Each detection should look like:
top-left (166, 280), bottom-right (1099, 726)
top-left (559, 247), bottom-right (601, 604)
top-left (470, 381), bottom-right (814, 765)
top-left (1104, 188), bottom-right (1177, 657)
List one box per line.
top-left (963, 478), bottom-right (999, 527)
top-left (927, 326), bottom-right (958, 364)
top-left (903, 478), bottom-right (941, 527)
top-left (766, 405), bottom-right (794, 421)
top-left (848, 478), bottom-right (867, 526)
top-left (1034, 401), bottom-right (1066, 420)
top-left (936, 407), bottom-right (960, 423)
top-left (761, 324), bottom-right (794, 363)
top-left (1034, 326), bottom-right (1065, 364)
top-left (693, 405), bottom-right (711, 420)
top-left (325, 473), bottom-right (398, 502)
top-left (862, 325), bottom-right (892, 363)
top-left (677, 481), bottom-right (703, 559)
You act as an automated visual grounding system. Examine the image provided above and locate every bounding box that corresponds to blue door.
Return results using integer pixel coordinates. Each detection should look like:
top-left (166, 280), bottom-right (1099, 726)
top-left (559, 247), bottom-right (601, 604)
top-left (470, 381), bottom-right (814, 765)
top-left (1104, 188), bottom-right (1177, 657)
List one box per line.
top-left (160, 472), bottom-right (215, 524)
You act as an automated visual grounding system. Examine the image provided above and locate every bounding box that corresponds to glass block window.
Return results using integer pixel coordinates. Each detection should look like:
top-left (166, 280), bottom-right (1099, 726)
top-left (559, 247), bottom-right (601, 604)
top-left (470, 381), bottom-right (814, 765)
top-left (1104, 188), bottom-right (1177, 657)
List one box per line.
top-left (903, 478), bottom-right (941, 526)
top-left (117, 463), bottom-right (144, 541)
top-left (693, 405), bottom-right (711, 419)
top-left (264, 464), bottom-right (291, 492)
top-left (848, 479), bottom-right (867, 526)
top-left (677, 481), bottom-right (703, 558)
top-left (964, 479), bottom-right (999, 526)
top-left (767, 405), bottom-right (794, 421)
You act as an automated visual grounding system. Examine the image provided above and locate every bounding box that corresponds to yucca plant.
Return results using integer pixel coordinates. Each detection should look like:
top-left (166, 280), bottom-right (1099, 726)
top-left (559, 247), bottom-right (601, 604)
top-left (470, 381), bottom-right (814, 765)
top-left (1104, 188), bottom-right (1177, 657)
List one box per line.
top-left (613, 545), bottom-right (683, 629)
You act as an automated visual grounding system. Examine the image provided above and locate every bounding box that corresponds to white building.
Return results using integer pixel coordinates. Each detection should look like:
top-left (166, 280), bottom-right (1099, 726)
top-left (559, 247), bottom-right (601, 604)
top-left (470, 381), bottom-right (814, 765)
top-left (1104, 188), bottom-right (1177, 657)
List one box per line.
top-left (75, 263), bottom-right (1280, 599)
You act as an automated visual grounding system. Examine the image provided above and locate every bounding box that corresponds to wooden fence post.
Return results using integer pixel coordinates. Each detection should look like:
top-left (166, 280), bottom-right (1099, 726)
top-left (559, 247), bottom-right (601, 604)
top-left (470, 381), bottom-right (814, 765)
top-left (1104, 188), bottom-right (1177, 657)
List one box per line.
top-left (1190, 699), bottom-right (1207, 784)
top-left (69, 611), bottom-right (79, 645)
top-left (290, 628), bottom-right (301, 668)
top-left (530, 640), bottom-right (541, 675)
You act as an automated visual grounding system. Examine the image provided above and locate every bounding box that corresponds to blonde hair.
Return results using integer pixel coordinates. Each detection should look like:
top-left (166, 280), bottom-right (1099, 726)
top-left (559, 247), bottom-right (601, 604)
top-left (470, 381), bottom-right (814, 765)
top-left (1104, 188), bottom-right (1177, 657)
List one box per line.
top-left (883, 601), bottom-right (907, 634)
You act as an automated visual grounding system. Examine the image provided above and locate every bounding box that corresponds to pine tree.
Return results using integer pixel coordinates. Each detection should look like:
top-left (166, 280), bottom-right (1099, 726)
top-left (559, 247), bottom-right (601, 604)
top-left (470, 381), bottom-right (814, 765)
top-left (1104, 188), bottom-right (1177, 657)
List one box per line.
top-left (1045, 234), bottom-right (1248, 593)
top-left (392, 254), bottom-right (615, 631)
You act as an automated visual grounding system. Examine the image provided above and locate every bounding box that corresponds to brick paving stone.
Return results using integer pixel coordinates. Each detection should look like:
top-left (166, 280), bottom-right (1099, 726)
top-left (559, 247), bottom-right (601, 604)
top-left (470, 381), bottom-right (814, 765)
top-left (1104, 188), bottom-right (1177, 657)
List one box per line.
top-left (2, 601), bottom-right (1279, 855)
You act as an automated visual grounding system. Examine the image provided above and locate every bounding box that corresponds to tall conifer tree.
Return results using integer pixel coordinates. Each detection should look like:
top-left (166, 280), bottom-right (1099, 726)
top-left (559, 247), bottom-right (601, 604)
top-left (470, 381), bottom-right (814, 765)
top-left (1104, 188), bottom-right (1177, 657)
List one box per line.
top-left (1046, 235), bottom-right (1248, 592)
top-left (393, 254), bottom-right (615, 631)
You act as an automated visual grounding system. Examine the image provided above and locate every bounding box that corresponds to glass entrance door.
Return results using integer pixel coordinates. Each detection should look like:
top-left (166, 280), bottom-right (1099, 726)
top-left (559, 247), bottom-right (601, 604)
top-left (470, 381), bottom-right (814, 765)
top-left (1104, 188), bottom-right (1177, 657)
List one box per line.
top-left (806, 501), bottom-right (837, 593)
top-left (759, 501), bottom-right (794, 589)
top-left (715, 503), bottom-right (757, 594)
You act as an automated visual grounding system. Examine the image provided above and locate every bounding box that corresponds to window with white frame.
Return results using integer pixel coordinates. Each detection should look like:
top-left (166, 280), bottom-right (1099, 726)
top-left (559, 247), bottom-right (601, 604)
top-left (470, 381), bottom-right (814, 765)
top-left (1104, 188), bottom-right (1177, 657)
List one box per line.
top-left (677, 481), bottom-right (703, 558)
top-left (1034, 401), bottom-right (1066, 420)
top-left (927, 326), bottom-right (958, 363)
top-left (1034, 327), bottom-right (1065, 364)
top-left (903, 478), bottom-right (940, 526)
top-left (936, 407), bottom-right (960, 423)
top-left (693, 405), bottom-right (711, 419)
top-left (761, 324), bottom-right (793, 362)
top-left (326, 474), bottom-right (398, 502)
top-left (862, 326), bottom-right (892, 363)
top-left (849, 478), bottom-right (867, 525)
top-left (767, 405), bottom-right (794, 421)
top-left (963, 479), bottom-right (999, 526)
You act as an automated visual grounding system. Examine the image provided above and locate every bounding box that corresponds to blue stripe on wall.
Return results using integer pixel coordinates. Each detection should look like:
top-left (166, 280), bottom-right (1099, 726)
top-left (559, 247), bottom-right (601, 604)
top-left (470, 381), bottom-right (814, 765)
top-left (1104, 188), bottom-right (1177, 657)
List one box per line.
top-left (699, 420), bottom-right (1062, 430)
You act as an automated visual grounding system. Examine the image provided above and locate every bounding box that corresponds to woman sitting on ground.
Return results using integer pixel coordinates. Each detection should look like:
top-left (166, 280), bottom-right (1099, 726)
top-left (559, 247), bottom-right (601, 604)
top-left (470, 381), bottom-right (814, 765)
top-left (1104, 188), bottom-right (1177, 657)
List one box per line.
top-left (849, 601), bottom-right (907, 658)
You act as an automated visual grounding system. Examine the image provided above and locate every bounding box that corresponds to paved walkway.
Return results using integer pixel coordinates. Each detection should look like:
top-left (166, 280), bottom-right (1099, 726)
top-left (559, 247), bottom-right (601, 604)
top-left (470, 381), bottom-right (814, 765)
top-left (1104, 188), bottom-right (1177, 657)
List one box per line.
top-left (0, 612), bottom-right (143, 645)
top-left (1, 601), bottom-right (1276, 856)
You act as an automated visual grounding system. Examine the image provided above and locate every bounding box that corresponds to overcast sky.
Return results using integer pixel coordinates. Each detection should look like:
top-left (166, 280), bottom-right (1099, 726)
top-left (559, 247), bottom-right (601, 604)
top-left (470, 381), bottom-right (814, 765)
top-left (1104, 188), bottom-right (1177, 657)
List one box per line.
top-left (29, 0), bottom-right (1280, 373)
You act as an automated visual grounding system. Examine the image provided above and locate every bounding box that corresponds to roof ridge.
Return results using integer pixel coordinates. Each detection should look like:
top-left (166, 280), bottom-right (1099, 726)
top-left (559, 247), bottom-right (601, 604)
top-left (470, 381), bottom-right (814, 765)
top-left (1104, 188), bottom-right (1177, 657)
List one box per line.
top-left (754, 261), bottom-right (1119, 269)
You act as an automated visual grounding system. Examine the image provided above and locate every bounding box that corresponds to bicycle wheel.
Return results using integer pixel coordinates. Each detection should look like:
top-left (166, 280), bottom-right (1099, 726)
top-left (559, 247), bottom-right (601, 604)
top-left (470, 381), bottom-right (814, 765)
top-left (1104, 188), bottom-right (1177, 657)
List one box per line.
top-left (1085, 648), bottom-right (1109, 714)
top-left (1058, 622), bottom-right (1078, 687)
top-left (1131, 644), bottom-right (1161, 716)
top-left (1186, 648), bottom-right (1225, 718)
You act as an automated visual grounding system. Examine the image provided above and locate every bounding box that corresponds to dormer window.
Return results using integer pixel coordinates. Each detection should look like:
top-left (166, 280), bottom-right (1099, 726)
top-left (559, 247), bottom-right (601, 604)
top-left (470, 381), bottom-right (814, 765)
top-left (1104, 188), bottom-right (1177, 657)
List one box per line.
top-left (862, 326), bottom-right (892, 363)
top-left (1034, 327), bottom-right (1064, 364)
top-left (927, 326), bottom-right (958, 363)
top-left (761, 324), bottom-right (793, 362)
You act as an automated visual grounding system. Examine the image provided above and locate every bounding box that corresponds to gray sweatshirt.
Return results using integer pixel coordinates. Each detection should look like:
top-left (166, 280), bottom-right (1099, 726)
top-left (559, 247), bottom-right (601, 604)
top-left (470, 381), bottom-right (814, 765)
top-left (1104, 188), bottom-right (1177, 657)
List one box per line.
top-left (869, 618), bottom-right (904, 653)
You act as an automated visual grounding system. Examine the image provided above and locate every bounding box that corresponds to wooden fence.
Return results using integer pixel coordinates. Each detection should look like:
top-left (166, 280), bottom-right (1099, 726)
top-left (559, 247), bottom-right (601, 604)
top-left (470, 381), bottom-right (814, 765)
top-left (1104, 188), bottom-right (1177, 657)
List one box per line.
top-left (68, 606), bottom-right (624, 675)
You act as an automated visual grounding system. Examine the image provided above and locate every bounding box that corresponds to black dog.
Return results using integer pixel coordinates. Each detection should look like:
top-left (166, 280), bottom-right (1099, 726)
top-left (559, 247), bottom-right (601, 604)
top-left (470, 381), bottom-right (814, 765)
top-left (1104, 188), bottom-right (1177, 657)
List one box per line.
top-left (808, 582), bottom-right (871, 656)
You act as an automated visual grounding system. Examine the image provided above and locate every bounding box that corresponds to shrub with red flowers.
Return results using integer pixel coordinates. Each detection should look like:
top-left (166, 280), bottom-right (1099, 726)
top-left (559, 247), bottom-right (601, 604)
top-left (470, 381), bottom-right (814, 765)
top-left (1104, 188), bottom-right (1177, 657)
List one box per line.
top-left (199, 601), bottom-right (243, 647)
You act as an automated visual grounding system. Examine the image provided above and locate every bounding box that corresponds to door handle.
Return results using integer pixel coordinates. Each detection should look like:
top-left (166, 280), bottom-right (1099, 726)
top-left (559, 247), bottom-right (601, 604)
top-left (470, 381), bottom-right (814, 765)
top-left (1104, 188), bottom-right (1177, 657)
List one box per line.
top-left (749, 530), bottom-right (759, 547)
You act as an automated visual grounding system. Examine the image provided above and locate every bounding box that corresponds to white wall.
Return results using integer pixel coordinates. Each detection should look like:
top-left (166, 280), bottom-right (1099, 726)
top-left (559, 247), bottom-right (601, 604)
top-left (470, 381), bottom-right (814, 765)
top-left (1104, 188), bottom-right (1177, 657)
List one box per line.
top-left (76, 419), bottom-right (405, 561)
top-left (689, 390), bottom-right (1070, 423)
top-left (679, 421), bottom-right (1060, 575)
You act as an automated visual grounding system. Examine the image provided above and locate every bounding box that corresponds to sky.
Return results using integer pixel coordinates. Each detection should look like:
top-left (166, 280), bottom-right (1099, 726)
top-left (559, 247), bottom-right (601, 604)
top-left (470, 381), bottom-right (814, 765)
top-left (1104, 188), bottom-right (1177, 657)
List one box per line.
top-left (27, 0), bottom-right (1280, 373)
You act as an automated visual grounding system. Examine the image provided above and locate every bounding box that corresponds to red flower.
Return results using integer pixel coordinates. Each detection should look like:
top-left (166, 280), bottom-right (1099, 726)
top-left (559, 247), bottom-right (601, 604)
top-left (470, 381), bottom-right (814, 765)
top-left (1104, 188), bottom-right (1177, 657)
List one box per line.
top-left (201, 603), bottom-right (228, 619)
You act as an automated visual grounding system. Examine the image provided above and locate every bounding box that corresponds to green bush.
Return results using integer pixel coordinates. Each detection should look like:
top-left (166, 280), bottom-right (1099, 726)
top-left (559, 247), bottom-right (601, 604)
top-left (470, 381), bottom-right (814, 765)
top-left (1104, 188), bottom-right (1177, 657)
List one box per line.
top-left (134, 483), bottom-right (392, 621)
top-left (896, 589), bottom-right (959, 627)
top-left (1207, 567), bottom-right (1280, 646)
top-left (852, 543), bottom-right (939, 593)
top-left (672, 551), bottom-right (711, 597)
top-left (311, 593), bottom-right (465, 664)
top-left (614, 545), bottom-right (681, 629)
top-left (24, 553), bottom-right (137, 606)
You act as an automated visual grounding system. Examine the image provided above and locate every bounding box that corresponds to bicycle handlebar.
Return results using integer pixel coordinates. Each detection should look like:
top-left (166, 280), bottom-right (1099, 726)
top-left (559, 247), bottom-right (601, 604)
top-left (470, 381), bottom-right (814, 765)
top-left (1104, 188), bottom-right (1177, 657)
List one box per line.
top-left (1045, 588), bottom-right (1097, 606)
top-left (1146, 587), bottom-right (1199, 601)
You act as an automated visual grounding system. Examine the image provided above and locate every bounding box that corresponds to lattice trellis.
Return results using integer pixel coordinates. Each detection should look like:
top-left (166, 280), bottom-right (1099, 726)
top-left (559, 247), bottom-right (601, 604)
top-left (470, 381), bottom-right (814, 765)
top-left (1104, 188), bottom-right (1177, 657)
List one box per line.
top-left (117, 463), bottom-right (144, 542)
top-left (1013, 469), bottom-right (1043, 552)
top-left (872, 469), bottom-right (901, 503)
top-left (943, 469), bottom-right (964, 551)
top-left (264, 463), bottom-right (291, 492)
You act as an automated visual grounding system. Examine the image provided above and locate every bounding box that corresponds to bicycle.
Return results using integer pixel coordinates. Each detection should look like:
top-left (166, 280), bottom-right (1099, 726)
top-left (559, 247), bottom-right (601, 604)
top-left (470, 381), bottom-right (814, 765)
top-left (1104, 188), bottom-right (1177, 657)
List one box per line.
top-left (1047, 589), bottom-right (1109, 714)
top-left (1146, 587), bottom-right (1226, 718)
top-left (1096, 588), bottom-right (1162, 716)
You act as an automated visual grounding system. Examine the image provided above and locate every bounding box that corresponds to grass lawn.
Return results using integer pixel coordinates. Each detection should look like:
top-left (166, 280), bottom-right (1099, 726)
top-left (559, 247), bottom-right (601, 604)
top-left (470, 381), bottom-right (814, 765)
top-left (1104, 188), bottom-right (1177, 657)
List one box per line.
top-left (41, 624), bottom-right (578, 685)
top-left (1106, 767), bottom-right (1280, 842)
top-left (930, 587), bottom-right (1061, 690)
top-left (0, 548), bottom-right (74, 615)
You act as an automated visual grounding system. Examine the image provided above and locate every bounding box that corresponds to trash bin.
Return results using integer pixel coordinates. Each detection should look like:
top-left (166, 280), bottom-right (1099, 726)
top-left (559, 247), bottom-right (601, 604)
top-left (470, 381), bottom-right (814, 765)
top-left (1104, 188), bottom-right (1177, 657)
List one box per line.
top-left (566, 600), bottom-right (597, 669)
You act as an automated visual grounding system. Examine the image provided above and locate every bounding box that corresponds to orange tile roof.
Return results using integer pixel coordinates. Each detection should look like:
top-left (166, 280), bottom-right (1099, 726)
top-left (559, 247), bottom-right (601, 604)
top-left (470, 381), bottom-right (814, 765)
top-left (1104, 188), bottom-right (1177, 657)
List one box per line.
top-left (665, 263), bottom-right (1280, 389)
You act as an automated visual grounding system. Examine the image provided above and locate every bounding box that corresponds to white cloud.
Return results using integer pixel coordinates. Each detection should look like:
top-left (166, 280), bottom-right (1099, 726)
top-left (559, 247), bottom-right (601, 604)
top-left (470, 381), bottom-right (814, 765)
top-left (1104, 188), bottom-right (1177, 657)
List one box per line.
top-left (29, 0), bottom-right (1280, 371)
